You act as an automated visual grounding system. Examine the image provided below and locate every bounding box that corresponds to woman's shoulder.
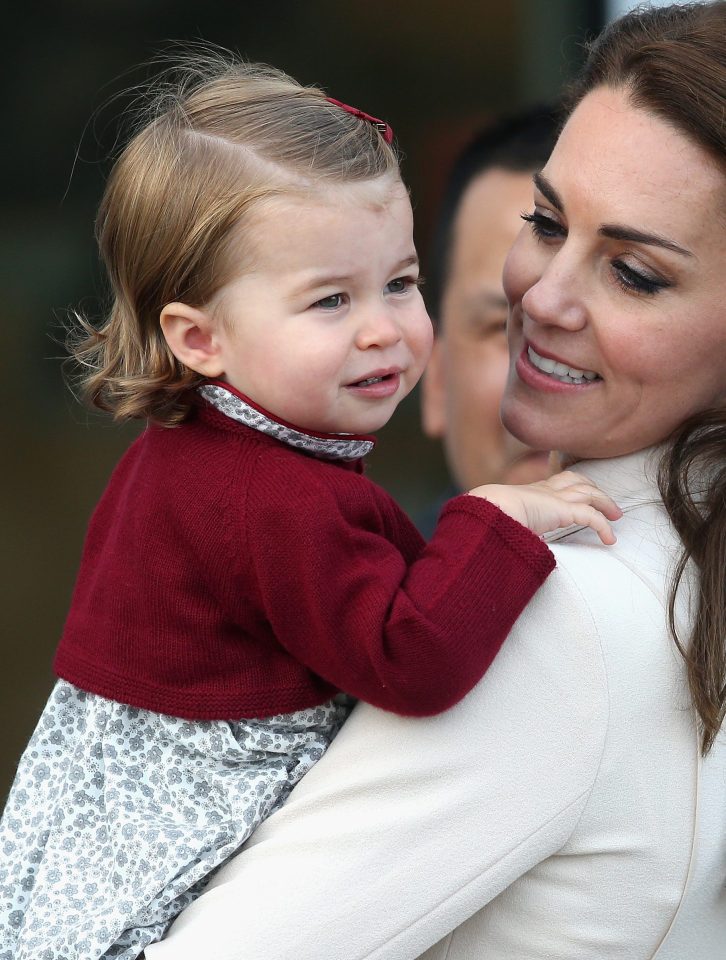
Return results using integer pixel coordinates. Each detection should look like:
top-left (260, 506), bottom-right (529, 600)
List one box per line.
top-left (492, 490), bottom-right (680, 715)
top-left (549, 448), bottom-right (678, 609)
top-left (546, 494), bottom-right (676, 616)
top-left (530, 496), bottom-right (689, 720)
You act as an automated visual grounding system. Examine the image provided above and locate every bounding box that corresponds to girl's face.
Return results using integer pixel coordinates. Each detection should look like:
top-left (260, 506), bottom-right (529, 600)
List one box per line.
top-left (209, 177), bottom-right (432, 435)
top-left (501, 85), bottom-right (726, 461)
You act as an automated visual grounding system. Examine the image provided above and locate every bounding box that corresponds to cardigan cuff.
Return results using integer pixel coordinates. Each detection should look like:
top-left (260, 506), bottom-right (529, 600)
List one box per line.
top-left (437, 494), bottom-right (555, 575)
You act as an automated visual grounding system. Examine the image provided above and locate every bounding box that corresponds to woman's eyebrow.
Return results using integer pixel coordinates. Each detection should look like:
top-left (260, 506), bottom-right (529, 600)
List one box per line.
top-left (534, 171), bottom-right (693, 257)
top-left (598, 224), bottom-right (693, 257)
top-left (533, 172), bottom-right (563, 211)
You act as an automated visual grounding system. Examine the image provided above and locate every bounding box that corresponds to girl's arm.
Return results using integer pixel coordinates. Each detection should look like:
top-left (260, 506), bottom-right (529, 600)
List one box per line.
top-left (238, 451), bottom-right (618, 717)
top-left (245, 449), bottom-right (557, 715)
top-left (145, 564), bottom-right (609, 960)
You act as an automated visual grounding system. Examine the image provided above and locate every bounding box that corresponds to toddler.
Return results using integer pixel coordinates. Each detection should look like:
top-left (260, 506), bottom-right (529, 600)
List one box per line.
top-left (0, 54), bottom-right (619, 960)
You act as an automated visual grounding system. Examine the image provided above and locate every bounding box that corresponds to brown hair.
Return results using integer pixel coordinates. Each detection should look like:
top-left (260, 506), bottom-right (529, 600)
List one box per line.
top-left (69, 51), bottom-right (400, 425)
top-left (568, 1), bottom-right (726, 753)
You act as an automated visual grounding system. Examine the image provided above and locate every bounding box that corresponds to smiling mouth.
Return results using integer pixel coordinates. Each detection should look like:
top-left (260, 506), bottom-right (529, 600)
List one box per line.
top-left (349, 371), bottom-right (399, 388)
top-left (527, 345), bottom-right (600, 385)
top-left (354, 375), bottom-right (389, 386)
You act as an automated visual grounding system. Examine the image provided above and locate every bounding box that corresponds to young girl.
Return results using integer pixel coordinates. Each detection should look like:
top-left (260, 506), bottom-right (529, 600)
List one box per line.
top-left (0, 54), bottom-right (619, 960)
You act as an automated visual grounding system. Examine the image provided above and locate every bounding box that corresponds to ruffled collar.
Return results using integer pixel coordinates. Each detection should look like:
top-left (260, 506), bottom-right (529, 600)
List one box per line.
top-left (198, 383), bottom-right (375, 462)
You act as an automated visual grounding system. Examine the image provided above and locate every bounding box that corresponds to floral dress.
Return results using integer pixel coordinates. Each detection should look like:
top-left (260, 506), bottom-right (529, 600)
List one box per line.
top-left (0, 683), bottom-right (350, 960)
top-left (0, 386), bottom-right (364, 960)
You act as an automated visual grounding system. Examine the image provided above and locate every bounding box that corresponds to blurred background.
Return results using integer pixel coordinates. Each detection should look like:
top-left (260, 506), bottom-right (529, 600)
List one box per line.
top-left (2, 0), bottom-right (657, 795)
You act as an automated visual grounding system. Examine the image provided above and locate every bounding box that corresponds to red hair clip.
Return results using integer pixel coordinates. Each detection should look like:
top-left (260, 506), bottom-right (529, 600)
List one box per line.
top-left (326, 97), bottom-right (394, 144)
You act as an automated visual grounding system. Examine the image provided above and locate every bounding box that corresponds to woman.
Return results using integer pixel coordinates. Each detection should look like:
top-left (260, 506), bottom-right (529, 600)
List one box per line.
top-left (146, 4), bottom-right (726, 957)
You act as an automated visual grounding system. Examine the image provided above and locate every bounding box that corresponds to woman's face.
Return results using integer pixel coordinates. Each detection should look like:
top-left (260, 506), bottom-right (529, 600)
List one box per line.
top-left (501, 85), bottom-right (726, 461)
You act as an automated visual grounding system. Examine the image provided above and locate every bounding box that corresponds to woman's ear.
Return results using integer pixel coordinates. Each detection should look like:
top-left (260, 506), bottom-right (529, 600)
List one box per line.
top-left (160, 302), bottom-right (225, 378)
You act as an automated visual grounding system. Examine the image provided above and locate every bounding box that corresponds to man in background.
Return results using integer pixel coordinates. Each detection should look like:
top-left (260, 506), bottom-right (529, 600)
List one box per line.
top-left (419, 105), bottom-right (561, 535)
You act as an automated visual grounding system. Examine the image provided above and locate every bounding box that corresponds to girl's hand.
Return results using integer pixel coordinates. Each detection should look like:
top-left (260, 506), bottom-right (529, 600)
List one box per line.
top-left (468, 470), bottom-right (623, 545)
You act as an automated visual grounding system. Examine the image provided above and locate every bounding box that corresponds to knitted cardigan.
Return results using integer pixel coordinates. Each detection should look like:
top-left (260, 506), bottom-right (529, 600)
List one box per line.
top-left (54, 384), bottom-right (554, 720)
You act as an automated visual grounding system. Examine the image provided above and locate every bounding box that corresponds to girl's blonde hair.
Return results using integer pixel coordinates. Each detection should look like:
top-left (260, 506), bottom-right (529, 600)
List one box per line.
top-left (70, 51), bottom-right (400, 425)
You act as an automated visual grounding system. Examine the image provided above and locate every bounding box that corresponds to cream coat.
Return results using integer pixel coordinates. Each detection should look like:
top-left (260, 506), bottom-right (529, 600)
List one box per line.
top-left (146, 448), bottom-right (726, 960)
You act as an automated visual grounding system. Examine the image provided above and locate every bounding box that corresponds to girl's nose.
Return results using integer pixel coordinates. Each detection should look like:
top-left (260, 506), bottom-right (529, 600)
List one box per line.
top-left (521, 255), bottom-right (588, 332)
top-left (355, 309), bottom-right (403, 350)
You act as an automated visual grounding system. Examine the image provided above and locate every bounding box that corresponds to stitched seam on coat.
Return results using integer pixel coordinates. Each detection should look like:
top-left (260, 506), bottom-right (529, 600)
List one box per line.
top-left (362, 790), bottom-right (594, 960)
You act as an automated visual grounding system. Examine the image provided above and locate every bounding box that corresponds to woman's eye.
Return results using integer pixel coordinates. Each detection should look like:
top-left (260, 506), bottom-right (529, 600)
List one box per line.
top-left (521, 211), bottom-right (566, 241)
top-left (313, 293), bottom-right (344, 310)
top-left (612, 259), bottom-right (672, 296)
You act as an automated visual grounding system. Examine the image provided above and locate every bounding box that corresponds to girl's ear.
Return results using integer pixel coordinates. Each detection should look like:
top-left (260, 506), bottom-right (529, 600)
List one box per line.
top-left (160, 302), bottom-right (225, 378)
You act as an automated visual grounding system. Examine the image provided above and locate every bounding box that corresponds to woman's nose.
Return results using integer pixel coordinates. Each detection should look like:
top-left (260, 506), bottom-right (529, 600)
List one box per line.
top-left (355, 309), bottom-right (403, 350)
top-left (521, 255), bottom-right (588, 332)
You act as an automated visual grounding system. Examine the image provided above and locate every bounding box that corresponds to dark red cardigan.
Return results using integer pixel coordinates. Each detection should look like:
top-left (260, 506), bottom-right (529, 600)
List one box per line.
top-left (54, 397), bottom-right (554, 720)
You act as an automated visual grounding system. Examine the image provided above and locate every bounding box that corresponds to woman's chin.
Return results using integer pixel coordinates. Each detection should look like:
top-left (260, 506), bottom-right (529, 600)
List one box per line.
top-left (501, 451), bottom-right (553, 485)
top-left (549, 450), bottom-right (582, 471)
top-left (501, 404), bottom-right (557, 458)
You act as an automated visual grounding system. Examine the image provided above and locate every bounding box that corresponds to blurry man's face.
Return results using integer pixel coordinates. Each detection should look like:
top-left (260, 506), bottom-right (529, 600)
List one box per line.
top-left (422, 167), bottom-right (551, 490)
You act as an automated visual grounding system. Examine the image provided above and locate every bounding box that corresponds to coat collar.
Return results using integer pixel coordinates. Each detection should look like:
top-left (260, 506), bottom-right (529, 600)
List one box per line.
top-left (543, 447), bottom-right (665, 545)
top-left (569, 446), bottom-right (663, 507)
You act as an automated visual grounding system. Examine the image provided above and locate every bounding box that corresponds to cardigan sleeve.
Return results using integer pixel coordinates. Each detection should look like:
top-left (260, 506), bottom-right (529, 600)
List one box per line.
top-left (144, 562), bottom-right (609, 960)
top-left (243, 452), bottom-right (555, 715)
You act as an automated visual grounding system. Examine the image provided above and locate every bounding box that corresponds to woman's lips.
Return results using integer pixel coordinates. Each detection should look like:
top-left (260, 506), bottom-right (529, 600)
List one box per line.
top-left (516, 343), bottom-right (601, 392)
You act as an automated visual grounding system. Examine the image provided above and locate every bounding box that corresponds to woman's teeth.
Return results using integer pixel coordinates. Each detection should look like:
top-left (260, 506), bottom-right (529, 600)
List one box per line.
top-left (527, 346), bottom-right (599, 385)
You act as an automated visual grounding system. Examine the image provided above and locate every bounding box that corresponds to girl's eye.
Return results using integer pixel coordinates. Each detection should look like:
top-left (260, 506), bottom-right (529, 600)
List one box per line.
top-left (612, 259), bottom-right (672, 296)
top-left (521, 210), bottom-right (566, 242)
top-left (313, 293), bottom-right (345, 310)
top-left (385, 276), bottom-right (416, 294)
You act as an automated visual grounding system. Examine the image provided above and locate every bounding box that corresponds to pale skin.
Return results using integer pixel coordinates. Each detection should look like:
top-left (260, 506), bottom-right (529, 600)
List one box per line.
top-left (501, 86), bottom-right (726, 461)
top-left (159, 175), bottom-right (621, 543)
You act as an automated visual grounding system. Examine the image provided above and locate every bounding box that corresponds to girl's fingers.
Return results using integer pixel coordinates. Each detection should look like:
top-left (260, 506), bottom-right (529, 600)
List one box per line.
top-left (542, 474), bottom-right (623, 521)
top-left (540, 470), bottom-right (585, 490)
top-left (585, 491), bottom-right (622, 521)
top-left (566, 504), bottom-right (617, 545)
top-left (554, 486), bottom-right (623, 520)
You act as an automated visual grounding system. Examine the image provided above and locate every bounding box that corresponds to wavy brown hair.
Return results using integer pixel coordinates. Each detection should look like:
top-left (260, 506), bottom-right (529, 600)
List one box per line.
top-left (567, 1), bottom-right (726, 753)
top-left (69, 51), bottom-right (399, 425)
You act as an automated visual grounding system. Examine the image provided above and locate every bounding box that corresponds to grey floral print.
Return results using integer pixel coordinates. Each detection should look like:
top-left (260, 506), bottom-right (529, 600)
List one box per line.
top-left (199, 384), bottom-right (374, 460)
top-left (0, 380), bottom-right (362, 958)
top-left (0, 682), bottom-right (351, 959)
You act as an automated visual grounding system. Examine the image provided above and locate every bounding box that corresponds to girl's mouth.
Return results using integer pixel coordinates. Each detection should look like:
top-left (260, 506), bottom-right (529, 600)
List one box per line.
top-left (355, 375), bottom-right (389, 387)
top-left (526, 345), bottom-right (600, 385)
top-left (346, 369), bottom-right (401, 398)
